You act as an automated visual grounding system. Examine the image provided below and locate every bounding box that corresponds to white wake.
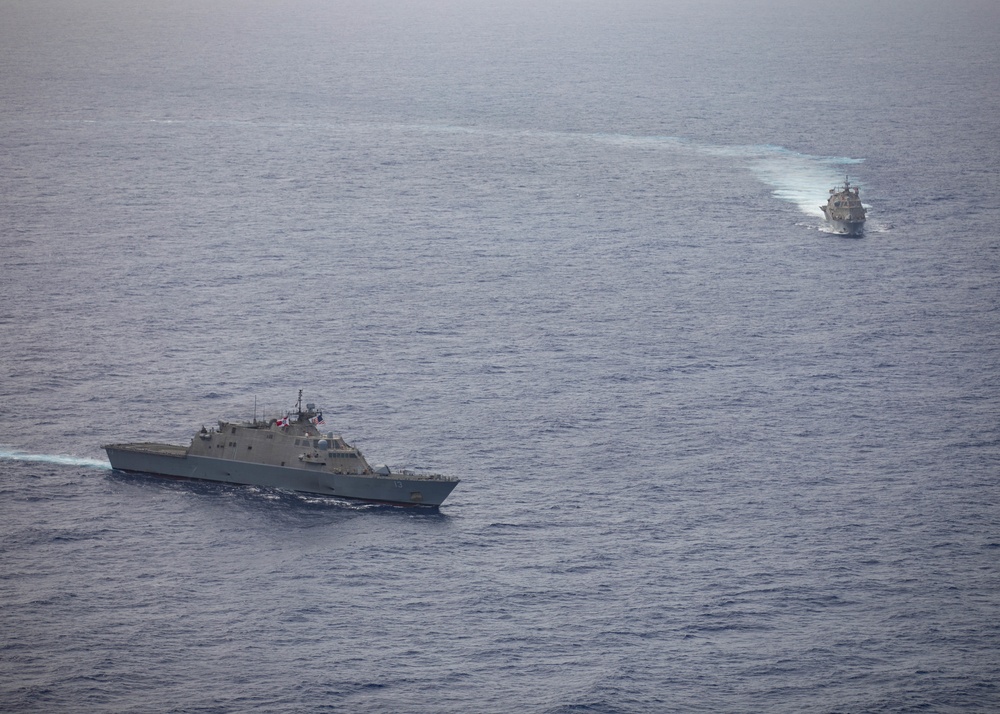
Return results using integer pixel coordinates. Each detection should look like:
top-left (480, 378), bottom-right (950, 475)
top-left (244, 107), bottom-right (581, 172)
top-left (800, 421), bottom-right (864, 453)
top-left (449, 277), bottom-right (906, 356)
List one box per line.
top-left (0, 449), bottom-right (112, 469)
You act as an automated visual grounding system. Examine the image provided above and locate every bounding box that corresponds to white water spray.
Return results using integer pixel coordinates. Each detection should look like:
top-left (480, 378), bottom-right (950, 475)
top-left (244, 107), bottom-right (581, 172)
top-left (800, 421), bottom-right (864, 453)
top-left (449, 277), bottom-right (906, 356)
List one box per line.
top-left (0, 449), bottom-right (112, 470)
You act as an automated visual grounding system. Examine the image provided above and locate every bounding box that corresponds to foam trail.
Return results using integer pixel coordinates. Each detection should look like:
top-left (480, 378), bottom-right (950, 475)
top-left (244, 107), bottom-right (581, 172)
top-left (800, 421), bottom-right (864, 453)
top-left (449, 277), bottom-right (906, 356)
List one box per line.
top-left (585, 132), bottom-right (865, 218)
top-left (0, 449), bottom-right (112, 470)
top-left (748, 151), bottom-right (864, 217)
top-left (42, 119), bottom-right (870, 220)
top-left (669, 141), bottom-right (862, 216)
top-left (308, 122), bottom-right (868, 218)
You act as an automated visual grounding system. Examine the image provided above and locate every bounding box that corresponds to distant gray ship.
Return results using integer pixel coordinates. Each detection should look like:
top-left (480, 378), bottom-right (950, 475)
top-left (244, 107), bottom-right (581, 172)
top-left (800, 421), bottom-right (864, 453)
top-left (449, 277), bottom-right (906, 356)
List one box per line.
top-left (821, 177), bottom-right (866, 235)
top-left (104, 391), bottom-right (459, 507)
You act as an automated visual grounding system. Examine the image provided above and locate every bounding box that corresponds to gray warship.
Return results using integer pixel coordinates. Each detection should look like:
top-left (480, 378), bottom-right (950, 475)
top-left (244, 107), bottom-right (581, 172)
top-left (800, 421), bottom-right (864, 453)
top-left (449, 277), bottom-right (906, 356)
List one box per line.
top-left (820, 176), bottom-right (866, 235)
top-left (104, 392), bottom-right (459, 507)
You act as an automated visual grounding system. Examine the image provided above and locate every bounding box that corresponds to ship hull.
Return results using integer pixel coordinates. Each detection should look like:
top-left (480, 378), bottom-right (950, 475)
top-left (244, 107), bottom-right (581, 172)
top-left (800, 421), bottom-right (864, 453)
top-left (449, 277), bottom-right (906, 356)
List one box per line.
top-left (104, 443), bottom-right (458, 507)
top-left (824, 218), bottom-right (865, 236)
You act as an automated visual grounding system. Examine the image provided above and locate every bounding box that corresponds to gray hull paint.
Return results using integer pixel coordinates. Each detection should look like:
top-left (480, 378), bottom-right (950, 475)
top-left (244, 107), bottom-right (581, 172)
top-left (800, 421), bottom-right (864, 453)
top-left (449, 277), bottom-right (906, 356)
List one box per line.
top-left (826, 218), bottom-right (865, 236)
top-left (105, 446), bottom-right (457, 507)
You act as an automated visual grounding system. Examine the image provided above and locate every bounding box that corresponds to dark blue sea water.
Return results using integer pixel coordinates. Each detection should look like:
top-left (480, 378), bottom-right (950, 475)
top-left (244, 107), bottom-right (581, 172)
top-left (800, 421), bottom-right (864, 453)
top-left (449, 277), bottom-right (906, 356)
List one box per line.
top-left (2, 0), bottom-right (1000, 711)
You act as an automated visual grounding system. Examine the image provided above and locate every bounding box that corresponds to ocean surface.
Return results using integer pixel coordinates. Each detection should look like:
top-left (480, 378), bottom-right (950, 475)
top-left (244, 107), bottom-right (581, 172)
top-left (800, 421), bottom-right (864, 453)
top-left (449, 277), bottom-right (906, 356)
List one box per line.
top-left (2, 0), bottom-right (999, 711)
